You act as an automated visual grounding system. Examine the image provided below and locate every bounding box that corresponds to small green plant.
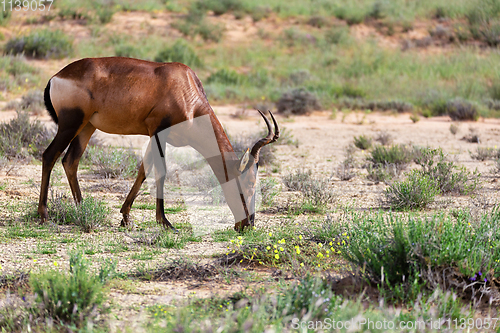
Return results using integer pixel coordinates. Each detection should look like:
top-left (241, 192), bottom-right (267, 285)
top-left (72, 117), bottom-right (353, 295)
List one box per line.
top-left (449, 122), bottom-right (459, 136)
top-left (410, 113), bottom-right (420, 123)
top-left (29, 251), bottom-right (115, 327)
top-left (368, 144), bottom-right (413, 169)
top-left (414, 147), bottom-right (481, 195)
top-left (259, 177), bottom-right (281, 206)
top-left (385, 170), bottom-right (439, 210)
top-left (4, 29), bottom-right (73, 59)
top-left (154, 40), bottom-right (203, 68)
top-left (66, 196), bottom-right (110, 232)
top-left (206, 68), bottom-right (246, 85)
top-left (353, 135), bottom-right (372, 150)
top-left (336, 144), bottom-right (357, 181)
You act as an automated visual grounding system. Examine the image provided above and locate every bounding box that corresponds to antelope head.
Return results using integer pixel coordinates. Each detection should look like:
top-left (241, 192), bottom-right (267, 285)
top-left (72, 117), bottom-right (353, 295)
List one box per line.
top-left (231, 110), bottom-right (279, 231)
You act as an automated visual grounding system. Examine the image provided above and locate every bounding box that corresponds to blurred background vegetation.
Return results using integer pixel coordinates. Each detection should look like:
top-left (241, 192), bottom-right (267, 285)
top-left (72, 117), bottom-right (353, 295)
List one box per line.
top-left (2, 0), bottom-right (500, 118)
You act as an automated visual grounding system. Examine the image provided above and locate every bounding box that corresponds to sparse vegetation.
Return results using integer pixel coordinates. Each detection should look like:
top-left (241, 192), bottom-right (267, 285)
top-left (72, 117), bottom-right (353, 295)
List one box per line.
top-left (276, 88), bottom-right (321, 116)
top-left (2, 2), bottom-right (500, 331)
top-left (82, 145), bottom-right (141, 179)
top-left (29, 251), bottom-right (115, 327)
top-left (4, 29), bottom-right (73, 59)
top-left (154, 40), bottom-right (203, 68)
top-left (0, 111), bottom-right (53, 160)
top-left (385, 170), bottom-right (439, 210)
top-left (353, 135), bottom-right (372, 150)
top-left (283, 169), bottom-right (335, 212)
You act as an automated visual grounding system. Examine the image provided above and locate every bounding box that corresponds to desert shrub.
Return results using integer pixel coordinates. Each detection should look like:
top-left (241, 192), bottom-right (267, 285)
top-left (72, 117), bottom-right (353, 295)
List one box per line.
top-left (335, 209), bottom-right (500, 299)
top-left (366, 163), bottom-right (400, 183)
top-left (30, 251), bottom-right (115, 327)
top-left (324, 25), bottom-right (350, 44)
top-left (333, 6), bottom-right (366, 25)
top-left (83, 145), bottom-right (141, 179)
top-left (114, 43), bottom-right (142, 58)
top-left (336, 144), bottom-right (356, 181)
top-left (195, 0), bottom-right (245, 15)
top-left (207, 68), bottom-right (246, 85)
top-left (339, 98), bottom-right (413, 113)
top-left (368, 144), bottom-right (413, 167)
top-left (154, 40), bottom-right (202, 68)
top-left (283, 169), bottom-right (335, 211)
top-left (374, 131), bottom-right (392, 145)
top-left (6, 90), bottom-right (45, 114)
top-left (259, 177), bottom-right (281, 206)
top-left (46, 192), bottom-right (110, 232)
top-left (470, 146), bottom-right (499, 161)
top-left (196, 21), bottom-right (225, 42)
top-left (307, 15), bottom-right (328, 28)
top-left (0, 111), bottom-right (53, 160)
top-left (446, 99), bottom-right (479, 121)
top-left (449, 123), bottom-right (459, 135)
top-left (353, 135), bottom-right (372, 150)
top-left (276, 88), bottom-right (321, 116)
top-left (93, 0), bottom-right (115, 24)
top-left (385, 170), bottom-right (439, 210)
top-left (4, 29), bottom-right (73, 59)
top-left (67, 196), bottom-right (110, 233)
top-left (414, 147), bottom-right (481, 195)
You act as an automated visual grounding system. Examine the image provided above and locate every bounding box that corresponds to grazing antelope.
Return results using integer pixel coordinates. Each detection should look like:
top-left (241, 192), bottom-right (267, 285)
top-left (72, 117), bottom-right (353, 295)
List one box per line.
top-left (39, 57), bottom-right (279, 231)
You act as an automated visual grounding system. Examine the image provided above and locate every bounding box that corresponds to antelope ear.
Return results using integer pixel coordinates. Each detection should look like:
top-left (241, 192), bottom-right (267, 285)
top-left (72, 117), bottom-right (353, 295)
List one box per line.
top-left (239, 148), bottom-right (250, 172)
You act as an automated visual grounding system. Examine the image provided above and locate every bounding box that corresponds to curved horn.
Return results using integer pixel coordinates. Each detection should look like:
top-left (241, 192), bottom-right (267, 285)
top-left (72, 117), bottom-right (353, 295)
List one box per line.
top-left (250, 110), bottom-right (280, 163)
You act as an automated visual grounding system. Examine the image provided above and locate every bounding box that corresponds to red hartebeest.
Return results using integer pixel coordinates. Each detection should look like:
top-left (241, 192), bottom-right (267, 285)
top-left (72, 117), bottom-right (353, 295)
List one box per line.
top-left (38, 57), bottom-right (279, 231)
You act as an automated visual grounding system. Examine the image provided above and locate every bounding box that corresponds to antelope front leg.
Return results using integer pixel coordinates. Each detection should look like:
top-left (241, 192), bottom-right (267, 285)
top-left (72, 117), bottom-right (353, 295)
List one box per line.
top-left (120, 162), bottom-right (147, 228)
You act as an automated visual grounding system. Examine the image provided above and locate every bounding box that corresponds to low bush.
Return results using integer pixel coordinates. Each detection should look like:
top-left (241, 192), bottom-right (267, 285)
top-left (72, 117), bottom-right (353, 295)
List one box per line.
top-left (82, 145), bottom-right (141, 179)
top-left (30, 251), bottom-right (116, 327)
top-left (385, 170), bottom-right (439, 210)
top-left (340, 98), bottom-right (414, 113)
top-left (0, 111), bottom-right (53, 160)
top-left (46, 192), bottom-right (110, 232)
top-left (446, 99), bottom-right (479, 121)
top-left (114, 43), bottom-right (142, 58)
top-left (414, 147), bottom-right (481, 195)
top-left (154, 40), bottom-right (203, 68)
top-left (276, 88), bottom-right (321, 116)
top-left (335, 209), bottom-right (500, 301)
top-left (4, 29), bottom-right (73, 59)
top-left (6, 90), bottom-right (45, 114)
top-left (470, 146), bottom-right (499, 161)
top-left (206, 68), bottom-right (246, 85)
top-left (67, 196), bottom-right (111, 233)
top-left (283, 169), bottom-right (335, 211)
top-left (353, 135), bottom-right (372, 150)
top-left (195, 0), bottom-right (245, 15)
top-left (259, 177), bottom-right (281, 206)
top-left (368, 144), bottom-right (413, 168)
top-left (374, 131), bottom-right (392, 145)
top-left (336, 144), bottom-right (356, 181)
